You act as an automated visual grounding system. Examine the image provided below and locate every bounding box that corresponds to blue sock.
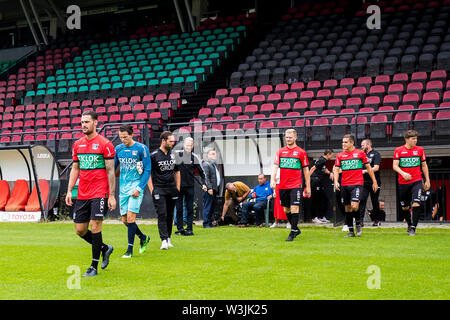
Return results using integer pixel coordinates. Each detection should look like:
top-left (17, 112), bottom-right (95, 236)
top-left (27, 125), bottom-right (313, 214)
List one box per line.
top-left (127, 222), bottom-right (137, 254)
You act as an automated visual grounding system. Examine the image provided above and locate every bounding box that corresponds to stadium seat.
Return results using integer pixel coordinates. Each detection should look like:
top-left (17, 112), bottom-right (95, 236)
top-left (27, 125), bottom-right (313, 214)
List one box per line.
top-left (311, 118), bottom-right (328, 142)
top-left (414, 112), bottom-right (433, 137)
top-left (330, 117), bottom-right (348, 140)
top-left (436, 110), bottom-right (450, 137)
top-left (369, 114), bottom-right (389, 139)
top-left (25, 179), bottom-right (50, 211)
top-left (0, 180), bottom-right (10, 210)
top-left (392, 112), bottom-right (411, 138)
top-left (350, 116), bottom-right (368, 139)
top-left (5, 179), bottom-right (30, 211)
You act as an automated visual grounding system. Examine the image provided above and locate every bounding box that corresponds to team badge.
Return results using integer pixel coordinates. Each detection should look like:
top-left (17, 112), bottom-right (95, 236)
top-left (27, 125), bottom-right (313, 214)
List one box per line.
top-left (413, 151), bottom-right (418, 155)
top-left (132, 150), bottom-right (138, 156)
top-left (293, 151), bottom-right (298, 156)
top-left (92, 144), bottom-right (99, 150)
top-left (353, 153), bottom-right (358, 157)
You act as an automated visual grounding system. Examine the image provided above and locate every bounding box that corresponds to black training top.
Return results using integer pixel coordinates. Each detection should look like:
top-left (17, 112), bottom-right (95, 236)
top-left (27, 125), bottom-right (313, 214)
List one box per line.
top-left (150, 148), bottom-right (180, 190)
top-left (312, 156), bottom-right (328, 180)
top-left (363, 149), bottom-right (381, 185)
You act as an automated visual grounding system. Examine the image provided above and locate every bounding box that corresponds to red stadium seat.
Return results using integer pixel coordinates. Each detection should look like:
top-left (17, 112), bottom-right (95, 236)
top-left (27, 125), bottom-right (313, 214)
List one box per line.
top-left (276, 102), bottom-right (291, 115)
top-left (25, 179), bottom-right (50, 211)
top-left (0, 180), bottom-right (10, 210)
top-left (5, 179), bottom-right (29, 211)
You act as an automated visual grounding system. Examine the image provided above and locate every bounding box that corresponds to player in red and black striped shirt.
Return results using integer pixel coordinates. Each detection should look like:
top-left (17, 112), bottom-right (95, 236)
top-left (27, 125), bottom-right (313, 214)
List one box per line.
top-left (333, 134), bottom-right (378, 237)
top-left (393, 130), bottom-right (430, 236)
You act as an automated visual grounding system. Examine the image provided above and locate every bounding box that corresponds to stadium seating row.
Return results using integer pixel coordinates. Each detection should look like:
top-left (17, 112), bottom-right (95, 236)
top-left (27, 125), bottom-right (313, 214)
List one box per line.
top-left (231, 0), bottom-right (450, 87)
top-left (0, 179), bottom-right (49, 212)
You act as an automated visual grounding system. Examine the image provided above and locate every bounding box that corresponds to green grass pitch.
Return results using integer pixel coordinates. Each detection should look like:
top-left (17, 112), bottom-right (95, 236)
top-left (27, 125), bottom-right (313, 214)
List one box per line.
top-left (0, 222), bottom-right (449, 300)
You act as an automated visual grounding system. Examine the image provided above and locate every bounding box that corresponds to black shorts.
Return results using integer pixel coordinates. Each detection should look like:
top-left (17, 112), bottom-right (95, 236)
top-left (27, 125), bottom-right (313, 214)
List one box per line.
top-left (279, 188), bottom-right (302, 207)
top-left (73, 198), bottom-right (108, 223)
top-left (341, 185), bottom-right (363, 205)
top-left (398, 180), bottom-right (422, 208)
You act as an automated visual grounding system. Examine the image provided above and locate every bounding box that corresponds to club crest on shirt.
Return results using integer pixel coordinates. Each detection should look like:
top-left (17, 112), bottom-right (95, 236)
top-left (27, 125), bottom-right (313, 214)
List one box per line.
top-left (293, 151), bottom-right (298, 155)
top-left (413, 151), bottom-right (418, 155)
top-left (92, 144), bottom-right (99, 150)
top-left (353, 153), bottom-right (358, 157)
top-left (132, 150), bottom-right (138, 156)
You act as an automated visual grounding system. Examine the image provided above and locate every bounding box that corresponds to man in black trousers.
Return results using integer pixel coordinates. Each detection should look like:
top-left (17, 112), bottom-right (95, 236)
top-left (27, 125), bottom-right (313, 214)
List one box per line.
top-left (147, 131), bottom-right (180, 250)
top-left (359, 139), bottom-right (382, 227)
top-left (174, 137), bottom-right (207, 236)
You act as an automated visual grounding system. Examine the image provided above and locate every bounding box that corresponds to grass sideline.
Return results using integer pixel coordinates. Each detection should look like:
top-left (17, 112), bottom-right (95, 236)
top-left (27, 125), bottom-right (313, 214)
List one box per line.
top-left (0, 222), bottom-right (449, 300)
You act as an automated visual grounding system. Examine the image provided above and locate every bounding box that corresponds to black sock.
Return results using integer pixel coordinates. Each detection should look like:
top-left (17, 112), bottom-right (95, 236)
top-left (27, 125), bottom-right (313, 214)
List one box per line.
top-left (91, 232), bottom-right (103, 270)
top-left (345, 212), bottom-right (354, 232)
top-left (81, 230), bottom-right (92, 244)
top-left (135, 224), bottom-right (146, 241)
top-left (403, 209), bottom-right (412, 227)
top-left (353, 211), bottom-right (360, 226)
top-left (80, 230), bottom-right (108, 253)
top-left (412, 206), bottom-right (420, 229)
top-left (286, 213), bottom-right (292, 224)
top-left (127, 222), bottom-right (137, 253)
top-left (291, 214), bottom-right (299, 231)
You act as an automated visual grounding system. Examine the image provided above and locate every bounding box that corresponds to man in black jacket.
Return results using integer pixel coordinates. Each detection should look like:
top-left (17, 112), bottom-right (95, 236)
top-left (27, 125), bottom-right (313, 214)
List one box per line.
top-left (174, 137), bottom-right (207, 236)
top-left (201, 149), bottom-right (222, 228)
top-left (359, 139), bottom-right (382, 227)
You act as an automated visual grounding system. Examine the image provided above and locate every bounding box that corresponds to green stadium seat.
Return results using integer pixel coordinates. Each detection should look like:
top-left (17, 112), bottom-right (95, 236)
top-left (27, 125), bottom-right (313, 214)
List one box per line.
top-left (128, 61), bottom-right (138, 68)
top-left (138, 60), bottom-right (149, 67)
top-left (121, 74), bottom-right (132, 82)
top-left (194, 67), bottom-right (206, 82)
top-left (157, 71), bottom-right (168, 79)
top-left (119, 68), bottom-right (130, 76)
top-left (188, 43), bottom-right (198, 49)
top-left (130, 67), bottom-right (140, 74)
top-left (76, 72), bottom-right (86, 80)
top-left (182, 68), bottom-right (193, 76)
top-left (111, 82), bottom-right (123, 97)
top-left (172, 76), bottom-right (184, 92)
top-left (169, 70), bottom-right (180, 79)
top-left (123, 81), bottom-right (135, 96)
top-left (159, 78), bottom-right (172, 94)
top-left (133, 73), bottom-right (144, 81)
top-left (88, 78), bottom-right (98, 85)
top-left (57, 81), bottom-right (67, 88)
top-left (135, 80), bottom-right (147, 96)
top-left (147, 79), bottom-right (159, 95)
top-left (153, 65), bottom-right (164, 72)
top-left (177, 62), bottom-right (188, 70)
top-left (184, 75), bottom-right (197, 93)
top-left (145, 72), bottom-right (156, 80)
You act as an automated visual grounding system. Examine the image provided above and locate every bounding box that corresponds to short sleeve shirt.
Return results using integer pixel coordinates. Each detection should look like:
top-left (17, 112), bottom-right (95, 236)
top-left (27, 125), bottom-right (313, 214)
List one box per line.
top-left (150, 148), bottom-right (180, 190)
top-left (72, 134), bottom-right (115, 200)
top-left (393, 145), bottom-right (426, 185)
top-left (312, 156), bottom-right (327, 179)
top-left (335, 148), bottom-right (368, 186)
top-left (363, 150), bottom-right (382, 185)
top-left (274, 145), bottom-right (309, 189)
top-left (225, 181), bottom-right (250, 201)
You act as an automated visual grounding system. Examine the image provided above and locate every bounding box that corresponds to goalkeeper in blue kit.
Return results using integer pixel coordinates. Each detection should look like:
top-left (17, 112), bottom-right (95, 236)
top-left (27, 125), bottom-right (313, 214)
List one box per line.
top-left (115, 125), bottom-right (151, 258)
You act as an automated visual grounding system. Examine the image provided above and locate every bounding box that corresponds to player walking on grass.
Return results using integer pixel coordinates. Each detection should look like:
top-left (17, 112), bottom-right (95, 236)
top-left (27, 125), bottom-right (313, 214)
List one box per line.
top-left (66, 111), bottom-right (116, 277)
top-left (115, 125), bottom-right (151, 258)
top-left (147, 131), bottom-right (180, 250)
top-left (271, 129), bottom-right (311, 242)
top-left (333, 134), bottom-right (378, 238)
top-left (393, 130), bottom-right (430, 236)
